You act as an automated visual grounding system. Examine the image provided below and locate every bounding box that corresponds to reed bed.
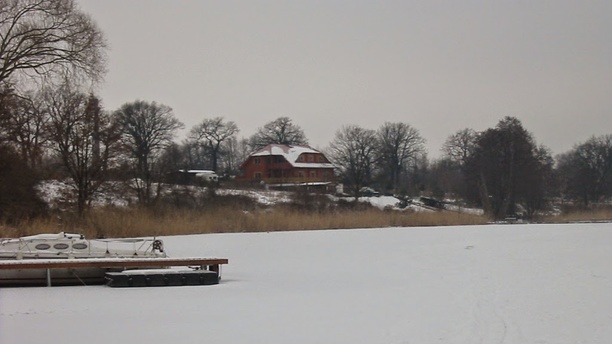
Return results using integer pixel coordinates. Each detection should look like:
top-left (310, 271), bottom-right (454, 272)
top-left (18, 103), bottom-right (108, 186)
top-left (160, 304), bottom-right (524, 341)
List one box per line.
top-left (1, 206), bottom-right (487, 239)
top-left (540, 208), bottom-right (612, 224)
top-left (6, 204), bottom-right (611, 240)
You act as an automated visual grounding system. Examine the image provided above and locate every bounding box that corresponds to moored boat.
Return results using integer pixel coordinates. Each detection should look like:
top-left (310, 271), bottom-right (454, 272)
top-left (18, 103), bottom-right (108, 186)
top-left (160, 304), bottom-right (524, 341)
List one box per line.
top-left (0, 232), bottom-right (166, 260)
top-left (0, 232), bottom-right (166, 286)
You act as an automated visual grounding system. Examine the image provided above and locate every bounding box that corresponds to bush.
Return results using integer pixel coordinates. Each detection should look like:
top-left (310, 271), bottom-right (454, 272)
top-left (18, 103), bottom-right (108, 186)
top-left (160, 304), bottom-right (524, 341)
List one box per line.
top-left (287, 188), bottom-right (335, 213)
top-left (0, 145), bottom-right (47, 224)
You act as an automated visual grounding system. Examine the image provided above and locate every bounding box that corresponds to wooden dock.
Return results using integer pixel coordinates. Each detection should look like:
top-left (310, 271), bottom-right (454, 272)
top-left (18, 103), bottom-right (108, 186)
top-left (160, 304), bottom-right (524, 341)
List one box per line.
top-left (0, 257), bottom-right (228, 270)
top-left (0, 257), bottom-right (229, 287)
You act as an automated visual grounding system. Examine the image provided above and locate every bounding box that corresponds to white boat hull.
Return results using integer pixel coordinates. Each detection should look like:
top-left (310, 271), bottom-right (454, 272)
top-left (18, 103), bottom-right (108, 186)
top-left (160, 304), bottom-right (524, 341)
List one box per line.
top-left (0, 232), bottom-right (167, 286)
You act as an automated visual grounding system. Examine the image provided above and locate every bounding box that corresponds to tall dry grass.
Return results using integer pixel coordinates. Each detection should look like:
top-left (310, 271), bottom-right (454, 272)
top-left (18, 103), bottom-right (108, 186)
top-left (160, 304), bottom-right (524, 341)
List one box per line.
top-left (1, 206), bottom-right (488, 239)
top-left (540, 208), bottom-right (612, 223)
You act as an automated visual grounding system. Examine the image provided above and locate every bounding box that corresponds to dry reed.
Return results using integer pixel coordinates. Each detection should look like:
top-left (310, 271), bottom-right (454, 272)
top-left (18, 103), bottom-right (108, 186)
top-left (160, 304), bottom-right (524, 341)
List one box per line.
top-left (540, 208), bottom-right (612, 224)
top-left (1, 206), bottom-right (488, 239)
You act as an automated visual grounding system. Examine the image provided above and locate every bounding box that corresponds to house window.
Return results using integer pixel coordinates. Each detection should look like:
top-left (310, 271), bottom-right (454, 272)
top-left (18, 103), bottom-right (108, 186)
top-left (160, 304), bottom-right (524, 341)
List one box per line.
top-left (310, 171), bottom-right (317, 178)
top-left (254, 172), bottom-right (262, 180)
top-left (298, 171), bottom-right (304, 178)
top-left (254, 158), bottom-right (261, 165)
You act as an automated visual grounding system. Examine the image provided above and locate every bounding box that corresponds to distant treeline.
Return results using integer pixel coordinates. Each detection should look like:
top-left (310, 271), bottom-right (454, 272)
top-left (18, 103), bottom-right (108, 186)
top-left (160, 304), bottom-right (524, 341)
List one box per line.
top-left (1, 0), bottom-right (611, 224)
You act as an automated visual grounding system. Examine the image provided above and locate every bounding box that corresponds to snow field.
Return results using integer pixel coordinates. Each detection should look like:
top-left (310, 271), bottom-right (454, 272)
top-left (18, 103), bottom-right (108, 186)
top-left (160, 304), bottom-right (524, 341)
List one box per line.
top-left (1, 223), bottom-right (611, 343)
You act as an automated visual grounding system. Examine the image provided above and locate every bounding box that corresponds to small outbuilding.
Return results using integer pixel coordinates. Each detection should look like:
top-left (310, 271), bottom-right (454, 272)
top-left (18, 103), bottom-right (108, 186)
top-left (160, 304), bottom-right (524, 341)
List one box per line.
top-left (168, 170), bottom-right (219, 185)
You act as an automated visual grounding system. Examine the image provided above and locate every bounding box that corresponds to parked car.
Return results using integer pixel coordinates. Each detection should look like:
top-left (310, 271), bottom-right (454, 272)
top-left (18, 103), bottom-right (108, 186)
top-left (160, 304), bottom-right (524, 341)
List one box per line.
top-left (359, 187), bottom-right (380, 197)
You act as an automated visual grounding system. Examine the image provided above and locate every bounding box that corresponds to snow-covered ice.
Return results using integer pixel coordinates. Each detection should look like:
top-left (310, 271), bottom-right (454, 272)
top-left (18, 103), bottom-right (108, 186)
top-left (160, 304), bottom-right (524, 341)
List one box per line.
top-left (1, 223), bottom-right (611, 343)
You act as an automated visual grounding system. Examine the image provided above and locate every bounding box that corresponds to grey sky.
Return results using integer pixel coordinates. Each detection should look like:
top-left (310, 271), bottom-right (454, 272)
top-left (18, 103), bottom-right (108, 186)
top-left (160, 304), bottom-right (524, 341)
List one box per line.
top-left (77, 0), bottom-right (612, 157)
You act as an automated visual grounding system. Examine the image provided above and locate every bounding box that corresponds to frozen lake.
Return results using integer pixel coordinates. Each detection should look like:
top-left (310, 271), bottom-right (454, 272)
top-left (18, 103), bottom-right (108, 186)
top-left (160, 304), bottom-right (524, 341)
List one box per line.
top-left (1, 223), bottom-right (611, 343)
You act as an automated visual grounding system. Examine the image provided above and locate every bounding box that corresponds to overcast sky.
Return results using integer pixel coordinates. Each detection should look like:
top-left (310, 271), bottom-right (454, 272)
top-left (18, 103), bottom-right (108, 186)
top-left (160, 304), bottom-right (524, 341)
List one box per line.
top-left (77, 0), bottom-right (612, 158)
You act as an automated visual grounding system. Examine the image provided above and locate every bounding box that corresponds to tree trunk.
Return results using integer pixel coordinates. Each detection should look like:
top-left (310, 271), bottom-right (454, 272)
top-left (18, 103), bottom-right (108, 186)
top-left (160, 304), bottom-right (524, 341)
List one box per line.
top-left (478, 170), bottom-right (493, 218)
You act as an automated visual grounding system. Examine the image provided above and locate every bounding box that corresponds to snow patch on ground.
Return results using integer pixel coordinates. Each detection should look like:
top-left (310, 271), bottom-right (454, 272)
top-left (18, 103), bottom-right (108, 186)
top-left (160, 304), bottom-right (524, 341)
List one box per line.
top-left (362, 195), bottom-right (401, 209)
top-left (35, 179), bottom-right (132, 208)
top-left (36, 180), bottom-right (296, 209)
top-left (445, 204), bottom-right (485, 215)
top-left (217, 188), bottom-right (293, 205)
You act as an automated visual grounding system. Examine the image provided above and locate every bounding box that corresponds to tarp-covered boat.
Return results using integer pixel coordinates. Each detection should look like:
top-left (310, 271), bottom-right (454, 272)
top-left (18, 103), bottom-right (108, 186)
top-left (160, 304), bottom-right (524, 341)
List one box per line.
top-left (0, 232), bottom-right (166, 286)
top-left (0, 232), bottom-right (166, 260)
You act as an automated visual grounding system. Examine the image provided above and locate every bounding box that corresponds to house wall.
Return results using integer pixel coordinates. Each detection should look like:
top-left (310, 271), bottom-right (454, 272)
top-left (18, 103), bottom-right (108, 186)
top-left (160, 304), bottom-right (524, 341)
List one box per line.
top-left (239, 154), bottom-right (334, 183)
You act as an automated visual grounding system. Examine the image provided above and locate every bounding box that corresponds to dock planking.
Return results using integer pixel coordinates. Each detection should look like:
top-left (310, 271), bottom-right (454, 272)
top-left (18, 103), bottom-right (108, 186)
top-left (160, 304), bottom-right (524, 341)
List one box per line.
top-left (0, 257), bottom-right (228, 270)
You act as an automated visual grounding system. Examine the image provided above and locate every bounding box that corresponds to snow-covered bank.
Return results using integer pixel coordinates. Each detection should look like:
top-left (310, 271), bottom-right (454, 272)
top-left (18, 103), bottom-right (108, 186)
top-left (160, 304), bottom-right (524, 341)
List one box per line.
top-left (1, 223), bottom-right (611, 343)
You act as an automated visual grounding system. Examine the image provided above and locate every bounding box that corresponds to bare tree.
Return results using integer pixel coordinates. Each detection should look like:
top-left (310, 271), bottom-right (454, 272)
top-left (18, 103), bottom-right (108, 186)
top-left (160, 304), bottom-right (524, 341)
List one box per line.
top-left (435, 128), bottom-right (480, 201)
top-left (329, 125), bottom-right (378, 200)
top-left (0, 0), bottom-right (107, 85)
top-left (377, 122), bottom-right (425, 194)
top-left (0, 85), bottom-right (17, 143)
top-left (0, 144), bottom-right (47, 223)
top-left (46, 85), bottom-right (120, 214)
top-left (442, 128), bottom-right (478, 166)
top-left (114, 100), bottom-right (183, 205)
top-left (557, 135), bottom-right (612, 206)
top-left (0, 88), bottom-right (48, 168)
top-left (464, 117), bottom-right (549, 220)
top-left (156, 142), bottom-right (186, 183)
top-left (248, 116), bottom-right (308, 150)
top-left (521, 145), bottom-right (554, 217)
top-left (189, 117), bottom-right (239, 172)
top-left (221, 136), bottom-right (250, 175)
top-left (425, 157), bottom-right (464, 199)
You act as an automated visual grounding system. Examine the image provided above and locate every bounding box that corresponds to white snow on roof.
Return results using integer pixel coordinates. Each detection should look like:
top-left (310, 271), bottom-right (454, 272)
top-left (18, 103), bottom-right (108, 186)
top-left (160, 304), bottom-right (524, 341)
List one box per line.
top-left (291, 162), bottom-right (335, 168)
top-left (251, 144), bottom-right (335, 169)
top-left (179, 170), bottom-right (216, 174)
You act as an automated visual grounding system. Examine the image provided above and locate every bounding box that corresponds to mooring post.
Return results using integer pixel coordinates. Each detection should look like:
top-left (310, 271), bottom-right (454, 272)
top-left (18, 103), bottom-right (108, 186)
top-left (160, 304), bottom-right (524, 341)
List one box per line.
top-left (209, 264), bottom-right (221, 280)
top-left (46, 268), bottom-right (52, 287)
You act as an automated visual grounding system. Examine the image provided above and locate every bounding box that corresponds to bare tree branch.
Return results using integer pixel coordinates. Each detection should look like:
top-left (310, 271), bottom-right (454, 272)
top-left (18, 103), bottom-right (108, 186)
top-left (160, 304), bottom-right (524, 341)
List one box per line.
top-left (248, 116), bottom-right (308, 151)
top-left (114, 100), bottom-right (184, 205)
top-left (377, 122), bottom-right (425, 193)
top-left (189, 116), bottom-right (239, 172)
top-left (45, 83), bottom-right (120, 215)
top-left (329, 125), bottom-right (378, 200)
top-left (0, 0), bottom-right (107, 85)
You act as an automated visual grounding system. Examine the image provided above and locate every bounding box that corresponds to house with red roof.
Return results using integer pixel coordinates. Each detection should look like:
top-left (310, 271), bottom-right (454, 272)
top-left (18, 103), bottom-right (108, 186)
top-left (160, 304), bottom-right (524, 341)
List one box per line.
top-left (237, 144), bottom-right (336, 185)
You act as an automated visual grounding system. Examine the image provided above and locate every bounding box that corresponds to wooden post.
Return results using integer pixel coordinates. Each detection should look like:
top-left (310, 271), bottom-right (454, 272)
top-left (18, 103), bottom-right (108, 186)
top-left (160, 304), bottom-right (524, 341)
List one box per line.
top-left (209, 264), bottom-right (222, 280)
top-left (46, 268), bottom-right (52, 287)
